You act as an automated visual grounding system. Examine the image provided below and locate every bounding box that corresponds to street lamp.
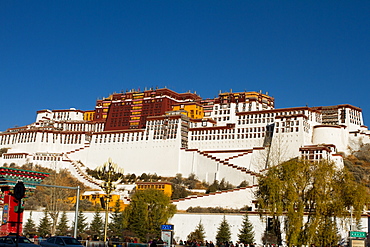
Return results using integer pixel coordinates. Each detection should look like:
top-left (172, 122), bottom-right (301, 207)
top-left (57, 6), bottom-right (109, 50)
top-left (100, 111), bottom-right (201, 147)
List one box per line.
top-left (94, 158), bottom-right (124, 243)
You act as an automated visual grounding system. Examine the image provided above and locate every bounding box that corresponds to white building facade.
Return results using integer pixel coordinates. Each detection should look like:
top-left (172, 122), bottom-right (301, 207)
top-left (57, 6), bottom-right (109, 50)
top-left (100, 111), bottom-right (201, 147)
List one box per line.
top-left (1, 89), bottom-right (370, 244)
top-left (1, 91), bottom-right (369, 188)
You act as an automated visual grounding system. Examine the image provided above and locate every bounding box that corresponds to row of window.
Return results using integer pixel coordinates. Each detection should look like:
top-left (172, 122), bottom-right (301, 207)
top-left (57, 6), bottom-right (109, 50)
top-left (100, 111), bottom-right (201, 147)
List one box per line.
top-left (0, 133), bottom-right (86, 145)
top-left (192, 127), bottom-right (272, 136)
top-left (10, 132), bottom-right (37, 144)
top-left (349, 109), bottom-right (361, 125)
top-left (275, 127), bottom-right (299, 133)
top-left (56, 122), bottom-right (103, 132)
top-left (33, 156), bottom-right (61, 161)
top-left (110, 106), bottom-right (164, 117)
top-left (301, 154), bottom-right (323, 160)
top-left (214, 110), bottom-right (231, 115)
top-left (192, 128), bottom-right (235, 135)
top-left (303, 121), bottom-right (310, 133)
top-left (238, 118), bottom-right (274, 125)
top-left (350, 119), bottom-right (361, 125)
top-left (153, 130), bottom-right (177, 140)
top-left (191, 132), bottom-right (267, 141)
top-left (137, 184), bottom-right (166, 189)
top-left (216, 116), bottom-right (230, 122)
top-left (94, 132), bottom-right (149, 143)
top-left (52, 112), bottom-right (70, 119)
top-left (3, 154), bottom-right (27, 159)
top-left (276, 121), bottom-right (299, 127)
top-left (238, 111), bottom-right (306, 119)
top-left (147, 119), bottom-right (179, 125)
top-left (48, 133), bottom-right (83, 144)
top-left (189, 121), bottom-right (209, 128)
top-left (122, 98), bottom-right (164, 105)
top-left (151, 125), bottom-right (178, 131)
top-left (214, 104), bottom-right (231, 110)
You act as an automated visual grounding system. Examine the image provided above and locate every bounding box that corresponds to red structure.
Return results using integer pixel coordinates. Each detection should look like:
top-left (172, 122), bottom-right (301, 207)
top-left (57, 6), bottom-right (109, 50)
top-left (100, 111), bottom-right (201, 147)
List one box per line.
top-left (93, 88), bottom-right (202, 131)
top-left (0, 167), bottom-right (49, 235)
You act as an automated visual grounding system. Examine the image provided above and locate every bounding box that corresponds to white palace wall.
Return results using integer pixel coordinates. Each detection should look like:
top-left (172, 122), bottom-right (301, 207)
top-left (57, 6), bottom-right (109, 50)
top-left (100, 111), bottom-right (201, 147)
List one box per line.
top-left (313, 126), bottom-right (348, 153)
top-left (1, 102), bottom-right (370, 196)
top-left (173, 187), bottom-right (256, 210)
top-left (1, 132), bottom-right (90, 154)
top-left (82, 138), bottom-right (182, 176)
top-left (188, 152), bottom-right (254, 186)
top-left (225, 154), bottom-right (254, 169)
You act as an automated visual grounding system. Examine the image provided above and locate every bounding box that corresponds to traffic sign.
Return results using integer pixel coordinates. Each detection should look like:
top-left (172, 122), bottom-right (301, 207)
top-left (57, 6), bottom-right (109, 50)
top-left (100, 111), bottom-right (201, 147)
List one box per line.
top-left (161, 224), bottom-right (174, 231)
top-left (350, 231), bottom-right (367, 238)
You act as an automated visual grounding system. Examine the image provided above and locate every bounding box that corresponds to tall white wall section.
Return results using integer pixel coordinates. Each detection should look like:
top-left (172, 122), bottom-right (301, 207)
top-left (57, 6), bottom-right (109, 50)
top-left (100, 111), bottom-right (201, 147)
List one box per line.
top-left (312, 125), bottom-right (347, 153)
top-left (82, 138), bottom-right (182, 176)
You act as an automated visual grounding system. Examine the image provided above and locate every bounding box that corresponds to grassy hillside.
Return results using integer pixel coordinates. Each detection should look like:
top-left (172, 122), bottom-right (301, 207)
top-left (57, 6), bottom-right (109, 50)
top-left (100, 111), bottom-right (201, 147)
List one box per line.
top-left (344, 143), bottom-right (370, 188)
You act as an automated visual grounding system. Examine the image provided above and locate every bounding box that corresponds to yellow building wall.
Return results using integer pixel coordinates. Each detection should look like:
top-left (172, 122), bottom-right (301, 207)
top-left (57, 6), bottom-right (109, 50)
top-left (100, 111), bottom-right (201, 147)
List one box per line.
top-left (172, 104), bottom-right (204, 119)
top-left (84, 111), bottom-right (95, 121)
top-left (136, 183), bottom-right (173, 197)
top-left (68, 193), bottom-right (126, 211)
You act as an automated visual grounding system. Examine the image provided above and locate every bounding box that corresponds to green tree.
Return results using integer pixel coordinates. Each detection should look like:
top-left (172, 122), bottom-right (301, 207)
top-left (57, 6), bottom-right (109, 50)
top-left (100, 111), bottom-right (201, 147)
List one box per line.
top-left (256, 158), bottom-right (369, 247)
top-left (171, 173), bottom-right (184, 185)
top-left (23, 211), bottom-right (37, 236)
top-left (215, 216), bottom-right (231, 245)
top-left (123, 188), bottom-right (177, 242)
top-left (184, 173), bottom-right (197, 189)
top-left (206, 180), bottom-right (219, 194)
top-left (219, 178), bottom-right (233, 190)
top-left (139, 173), bottom-right (148, 181)
top-left (171, 184), bottom-right (189, 199)
top-left (237, 180), bottom-right (249, 188)
top-left (89, 207), bottom-right (104, 239)
top-left (171, 173), bottom-right (189, 199)
top-left (187, 220), bottom-right (206, 242)
top-left (316, 217), bottom-right (338, 247)
top-left (37, 210), bottom-right (51, 237)
top-left (108, 199), bottom-right (124, 238)
top-left (238, 213), bottom-right (255, 244)
top-left (73, 210), bottom-right (88, 237)
top-left (130, 174), bottom-right (137, 182)
top-left (56, 211), bottom-right (70, 236)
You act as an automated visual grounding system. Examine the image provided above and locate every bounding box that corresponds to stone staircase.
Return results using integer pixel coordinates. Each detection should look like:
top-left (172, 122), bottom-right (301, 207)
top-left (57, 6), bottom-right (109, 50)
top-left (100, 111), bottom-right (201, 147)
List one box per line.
top-left (171, 185), bottom-right (257, 203)
top-left (61, 145), bottom-right (102, 190)
top-left (195, 149), bottom-right (261, 177)
top-left (64, 143), bottom-right (90, 155)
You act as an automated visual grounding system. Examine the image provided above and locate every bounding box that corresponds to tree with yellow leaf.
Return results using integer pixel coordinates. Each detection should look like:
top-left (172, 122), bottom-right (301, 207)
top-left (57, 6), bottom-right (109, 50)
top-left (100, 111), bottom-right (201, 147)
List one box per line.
top-left (256, 158), bottom-right (369, 246)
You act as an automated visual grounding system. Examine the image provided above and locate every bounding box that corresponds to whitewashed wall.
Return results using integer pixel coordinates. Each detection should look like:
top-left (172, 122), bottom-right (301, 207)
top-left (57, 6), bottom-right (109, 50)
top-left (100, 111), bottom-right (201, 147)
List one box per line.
top-left (172, 187), bottom-right (255, 211)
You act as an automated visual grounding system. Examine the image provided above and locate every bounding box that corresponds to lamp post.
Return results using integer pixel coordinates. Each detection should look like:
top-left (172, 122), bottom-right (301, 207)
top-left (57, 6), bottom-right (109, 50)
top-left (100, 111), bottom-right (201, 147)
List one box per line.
top-left (94, 158), bottom-right (124, 243)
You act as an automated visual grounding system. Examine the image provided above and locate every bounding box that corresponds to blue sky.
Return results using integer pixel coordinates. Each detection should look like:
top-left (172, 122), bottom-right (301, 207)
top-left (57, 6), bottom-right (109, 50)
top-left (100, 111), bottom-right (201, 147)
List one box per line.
top-left (1, 1), bottom-right (369, 131)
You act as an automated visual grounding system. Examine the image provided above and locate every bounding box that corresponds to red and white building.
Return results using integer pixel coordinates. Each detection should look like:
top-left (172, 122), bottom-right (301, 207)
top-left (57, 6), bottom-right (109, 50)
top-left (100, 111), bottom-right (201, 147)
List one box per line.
top-left (0, 88), bottom-right (369, 190)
